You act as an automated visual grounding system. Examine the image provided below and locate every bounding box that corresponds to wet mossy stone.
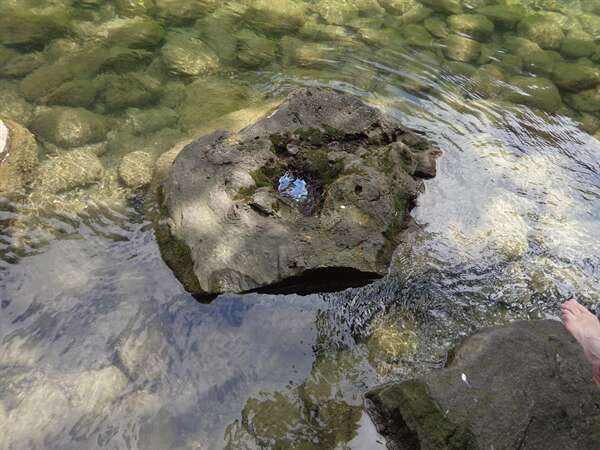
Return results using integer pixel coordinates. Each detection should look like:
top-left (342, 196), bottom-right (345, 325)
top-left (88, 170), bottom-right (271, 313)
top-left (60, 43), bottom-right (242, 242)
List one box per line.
top-left (44, 79), bottom-right (104, 108)
top-left (365, 320), bottom-right (600, 450)
top-left (401, 24), bottom-right (434, 48)
top-left (31, 107), bottom-right (108, 148)
top-left (100, 74), bottom-right (160, 111)
top-left (503, 76), bottom-right (562, 113)
top-left (419, 0), bottom-right (463, 15)
top-left (476, 4), bottom-right (526, 29)
top-left (564, 86), bottom-right (600, 112)
top-left (118, 151), bottom-right (153, 189)
top-left (157, 88), bottom-right (441, 296)
top-left (0, 52), bottom-right (46, 78)
top-left (560, 31), bottom-right (597, 59)
top-left (517, 14), bottom-right (565, 50)
top-left (107, 18), bottom-right (165, 50)
top-left (243, 0), bottom-right (308, 33)
top-left (0, 119), bottom-right (39, 195)
top-left (424, 17), bottom-right (449, 38)
top-left (154, 0), bottom-right (219, 25)
top-left (34, 149), bottom-right (104, 194)
top-left (0, 6), bottom-right (71, 47)
top-left (113, 0), bottom-right (154, 17)
top-left (552, 62), bottom-right (600, 92)
top-left (522, 49), bottom-right (563, 77)
top-left (444, 35), bottom-right (481, 63)
top-left (161, 32), bottom-right (219, 76)
top-left (236, 29), bottom-right (278, 68)
top-left (447, 14), bottom-right (494, 41)
top-left (469, 64), bottom-right (507, 98)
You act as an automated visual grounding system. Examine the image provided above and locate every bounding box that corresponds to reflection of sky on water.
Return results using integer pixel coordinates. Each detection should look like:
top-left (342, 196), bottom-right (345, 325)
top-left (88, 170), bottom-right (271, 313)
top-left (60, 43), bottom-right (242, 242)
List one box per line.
top-left (278, 172), bottom-right (308, 202)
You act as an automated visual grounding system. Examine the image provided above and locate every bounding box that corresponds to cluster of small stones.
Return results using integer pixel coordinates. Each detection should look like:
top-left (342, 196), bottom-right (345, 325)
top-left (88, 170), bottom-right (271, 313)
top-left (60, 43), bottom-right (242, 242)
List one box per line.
top-left (1, 0), bottom-right (600, 196)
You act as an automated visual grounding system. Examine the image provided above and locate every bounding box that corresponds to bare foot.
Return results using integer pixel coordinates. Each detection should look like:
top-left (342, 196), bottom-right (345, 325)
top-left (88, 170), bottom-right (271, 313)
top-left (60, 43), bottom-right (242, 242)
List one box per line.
top-left (561, 298), bottom-right (600, 384)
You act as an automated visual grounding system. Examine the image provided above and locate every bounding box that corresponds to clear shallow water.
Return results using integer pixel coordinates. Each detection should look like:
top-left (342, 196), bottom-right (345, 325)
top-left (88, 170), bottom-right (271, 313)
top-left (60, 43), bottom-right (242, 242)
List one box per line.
top-left (2, 0), bottom-right (600, 449)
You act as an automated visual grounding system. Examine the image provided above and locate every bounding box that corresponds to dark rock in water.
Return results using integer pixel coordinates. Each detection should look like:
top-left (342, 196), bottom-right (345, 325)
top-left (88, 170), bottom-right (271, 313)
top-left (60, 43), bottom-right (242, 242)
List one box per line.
top-left (157, 88), bottom-right (440, 297)
top-left (365, 320), bottom-right (600, 450)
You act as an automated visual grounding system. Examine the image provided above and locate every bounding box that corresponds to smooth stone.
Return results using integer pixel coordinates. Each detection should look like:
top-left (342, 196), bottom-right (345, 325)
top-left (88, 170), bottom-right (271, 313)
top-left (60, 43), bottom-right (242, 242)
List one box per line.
top-left (31, 107), bottom-right (108, 148)
top-left (552, 62), bottom-right (600, 92)
top-left (107, 18), bottom-right (165, 49)
top-left (503, 76), bottom-right (563, 113)
top-left (517, 14), bottom-right (565, 50)
top-left (366, 320), bottom-right (600, 449)
top-left (564, 86), bottom-right (600, 112)
top-left (444, 35), bottom-right (481, 63)
top-left (447, 13), bottom-right (494, 41)
top-left (34, 149), bottom-right (104, 194)
top-left (236, 29), bottom-right (278, 68)
top-left (476, 5), bottom-right (527, 29)
top-left (118, 151), bottom-right (153, 189)
top-left (419, 0), bottom-right (462, 14)
top-left (161, 32), bottom-right (219, 76)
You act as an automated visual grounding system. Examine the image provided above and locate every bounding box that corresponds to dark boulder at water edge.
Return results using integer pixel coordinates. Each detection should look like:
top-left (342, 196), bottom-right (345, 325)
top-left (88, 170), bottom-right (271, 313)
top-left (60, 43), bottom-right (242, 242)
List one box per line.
top-left (365, 320), bottom-right (600, 450)
top-left (156, 88), bottom-right (440, 297)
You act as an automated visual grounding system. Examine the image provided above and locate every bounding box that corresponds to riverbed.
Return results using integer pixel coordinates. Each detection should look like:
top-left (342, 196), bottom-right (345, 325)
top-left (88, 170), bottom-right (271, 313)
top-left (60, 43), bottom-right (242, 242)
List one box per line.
top-left (1, 0), bottom-right (600, 449)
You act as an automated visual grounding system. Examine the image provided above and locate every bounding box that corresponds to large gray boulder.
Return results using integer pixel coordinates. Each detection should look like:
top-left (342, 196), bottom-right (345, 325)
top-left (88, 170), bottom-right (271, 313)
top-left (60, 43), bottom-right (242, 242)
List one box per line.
top-left (365, 320), bottom-right (600, 450)
top-left (157, 88), bottom-right (440, 297)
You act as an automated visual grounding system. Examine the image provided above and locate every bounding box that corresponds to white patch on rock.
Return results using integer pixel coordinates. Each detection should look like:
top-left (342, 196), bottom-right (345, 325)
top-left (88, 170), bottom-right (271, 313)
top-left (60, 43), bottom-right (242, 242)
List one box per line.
top-left (0, 120), bottom-right (9, 162)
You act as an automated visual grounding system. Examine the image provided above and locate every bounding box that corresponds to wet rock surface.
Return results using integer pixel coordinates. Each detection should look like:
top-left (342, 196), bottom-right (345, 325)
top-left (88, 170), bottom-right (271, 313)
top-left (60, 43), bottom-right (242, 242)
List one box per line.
top-left (0, 119), bottom-right (39, 194)
top-left (158, 88), bottom-right (440, 296)
top-left (365, 320), bottom-right (600, 450)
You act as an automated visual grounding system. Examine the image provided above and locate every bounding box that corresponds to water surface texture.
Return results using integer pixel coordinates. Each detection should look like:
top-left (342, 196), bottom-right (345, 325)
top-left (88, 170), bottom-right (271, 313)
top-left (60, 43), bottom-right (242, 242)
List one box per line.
top-left (2, 0), bottom-right (600, 449)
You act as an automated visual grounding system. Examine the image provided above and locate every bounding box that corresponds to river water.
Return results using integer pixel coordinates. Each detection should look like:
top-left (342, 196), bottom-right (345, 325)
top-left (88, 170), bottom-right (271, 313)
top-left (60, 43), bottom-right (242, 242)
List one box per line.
top-left (1, 0), bottom-right (600, 449)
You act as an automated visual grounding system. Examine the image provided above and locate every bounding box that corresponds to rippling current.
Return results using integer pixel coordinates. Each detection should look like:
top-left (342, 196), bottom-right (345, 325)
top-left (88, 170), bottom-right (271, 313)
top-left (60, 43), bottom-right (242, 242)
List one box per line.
top-left (2, 0), bottom-right (600, 449)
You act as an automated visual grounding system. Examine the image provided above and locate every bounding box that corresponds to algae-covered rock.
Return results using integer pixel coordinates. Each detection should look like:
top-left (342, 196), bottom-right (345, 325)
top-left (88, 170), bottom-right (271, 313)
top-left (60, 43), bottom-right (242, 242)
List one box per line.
top-left (476, 4), bottom-right (526, 29)
top-left (401, 24), bottom-right (434, 48)
top-left (158, 87), bottom-right (440, 296)
top-left (31, 107), bottom-right (108, 148)
top-left (113, 0), bottom-right (154, 17)
top-left (517, 14), bottom-right (565, 50)
top-left (424, 17), bottom-right (449, 38)
top-left (419, 0), bottom-right (462, 14)
top-left (521, 49), bottom-right (562, 77)
top-left (118, 151), bottom-right (153, 189)
top-left (444, 35), bottom-right (481, 63)
top-left (125, 107), bottom-right (179, 135)
top-left (154, 0), bottom-right (218, 25)
top-left (0, 5), bottom-right (71, 46)
top-left (0, 119), bottom-right (38, 194)
top-left (107, 18), bottom-right (165, 50)
top-left (177, 77), bottom-right (253, 132)
top-left (552, 62), bottom-right (600, 92)
top-left (44, 78), bottom-right (104, 108)
top-left (100, 73), bottom-right (161, 111)
top-left (447, 14), bottom-right (494, 41)
top-left (195, 8), bottom-right (242, 64)
top-left (503, 76), bottom-right (562, 112)
top-left (280, 37), bottom-right (333, 68)
top-left (20, 47), bottom-right (108, 101)
top-left (469, 64), bottom-right (507, 98)
top-left (35, 149), bottom-right (104, 194)
top-left (243, 0), bottom-right (308, 33)
top-left (560, 30), bottom-right (597, 59)
top-left (0, 52), bottom-right (46, 78)
top-left (378, 0), bottom-right (419, 14)
top-left (161, 32), bottom-right (219, 76)
top-left (0, 85), bottom-right (34, 124)
top-left (577, 12), bottom-right (600, 35)
top-left (365, 320), bottom-right (600, 450)
top-left (236, 29), bottom-right (278, 68)
top-left (564, 86), bottom-right (600, 112)
top-left (396, 4), bottom-right (433, 25)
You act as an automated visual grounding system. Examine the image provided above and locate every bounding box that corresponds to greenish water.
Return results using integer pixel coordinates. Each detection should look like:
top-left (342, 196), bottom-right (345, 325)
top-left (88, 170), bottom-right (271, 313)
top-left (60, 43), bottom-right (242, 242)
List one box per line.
top-left (2, 0), bottom-right (600, 449)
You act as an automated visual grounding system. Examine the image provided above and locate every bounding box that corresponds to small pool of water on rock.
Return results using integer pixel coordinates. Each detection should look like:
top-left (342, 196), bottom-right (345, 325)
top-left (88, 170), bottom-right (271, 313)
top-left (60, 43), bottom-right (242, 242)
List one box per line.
top-left (2, 0), bottom-right (600, 449)
top-left (278, 171), bottom-right (309, 202)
